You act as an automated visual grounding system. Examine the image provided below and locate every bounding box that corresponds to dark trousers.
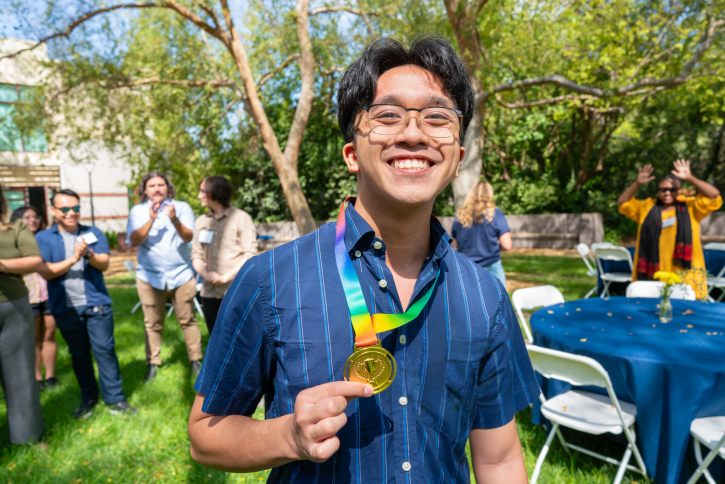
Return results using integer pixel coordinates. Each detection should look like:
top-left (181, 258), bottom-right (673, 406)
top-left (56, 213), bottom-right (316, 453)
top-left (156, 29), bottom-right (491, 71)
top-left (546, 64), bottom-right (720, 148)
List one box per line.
top-left (54, 305), bottom-right (125, 405)
top-left (200, 297), bottom-right (223, 335)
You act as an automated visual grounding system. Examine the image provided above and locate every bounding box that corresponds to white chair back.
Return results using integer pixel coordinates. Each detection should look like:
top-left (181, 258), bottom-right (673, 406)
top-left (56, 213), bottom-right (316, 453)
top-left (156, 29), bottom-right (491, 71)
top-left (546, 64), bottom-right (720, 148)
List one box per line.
top-left (590, 242), bottom-right (615, 252)
top-left (626, 280), bottom-right (696, 300)
top-left (511, 285), bottom-right (565, 343)
top-left (576, 243), bottom-right (596, 273)
top-left (123, 259), bottom-right (136, 276)
top-left (527, 345), bottom-right (610, 388)
top-left (594, 246), bottom-right (634, 274)
top-left (703, 242), bottom-right (725, 251)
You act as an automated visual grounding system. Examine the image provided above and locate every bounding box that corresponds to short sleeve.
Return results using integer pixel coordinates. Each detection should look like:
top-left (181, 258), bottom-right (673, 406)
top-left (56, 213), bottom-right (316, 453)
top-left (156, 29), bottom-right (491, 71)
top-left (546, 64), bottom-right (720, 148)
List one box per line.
top-left (125, 205), bottom-right (147, 244)
top-left (493, 209), bottom-right (510, 236)
top-left (91, 228), bottom-right (110, 255)
top-left (472, 286), bottom-right (539, 429)
top-left (618, 198), bottom-right (652, 223)
top-left (194, 257), bottom-right (273, 415)
top-left (177, 201), bottom-right (195, 231)
top-left (190, 217), bottom-right (205, 261)
top-left (15, 220), bottom-right (41, 258)
top-left (689, 194), bottom-right (723, 222)
top-left (36, 230), bottom-right (52, 262)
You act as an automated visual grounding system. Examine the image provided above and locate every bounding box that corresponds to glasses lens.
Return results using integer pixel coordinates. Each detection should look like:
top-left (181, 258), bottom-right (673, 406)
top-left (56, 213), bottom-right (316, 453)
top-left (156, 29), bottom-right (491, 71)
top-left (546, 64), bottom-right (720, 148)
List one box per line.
top-left (58, 205), bottom-right (80, 214)
top-left (367, 105), bottom-right (407, 135)
top-left (420, 107), bottom-right (459, 138)
top-left (660, 188), bottom-right (673, 193)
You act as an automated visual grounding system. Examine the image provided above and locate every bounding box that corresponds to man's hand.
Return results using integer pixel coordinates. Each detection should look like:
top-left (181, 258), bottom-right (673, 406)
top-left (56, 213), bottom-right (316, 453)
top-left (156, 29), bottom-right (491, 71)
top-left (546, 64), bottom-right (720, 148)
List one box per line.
top-left (636, 164), bottom-right (655, 185)
top-left (672, 159), bottom-right (692, 181)
top-left (73, 240), bottom-right (89, 262)
top-left (204, 271), bottom-right (224, 285)
top-left (288, 382), bottom-right (373, 463)
top-left (149, 201), bottom-right (161, 222)
top-left (162, 202), bottom-right (177, 222)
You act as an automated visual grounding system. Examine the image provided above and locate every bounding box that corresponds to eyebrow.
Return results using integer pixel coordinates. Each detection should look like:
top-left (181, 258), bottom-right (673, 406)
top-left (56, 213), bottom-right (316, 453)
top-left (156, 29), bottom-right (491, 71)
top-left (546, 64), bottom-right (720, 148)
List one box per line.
top-left (372, 93), bottom-right (456, 109)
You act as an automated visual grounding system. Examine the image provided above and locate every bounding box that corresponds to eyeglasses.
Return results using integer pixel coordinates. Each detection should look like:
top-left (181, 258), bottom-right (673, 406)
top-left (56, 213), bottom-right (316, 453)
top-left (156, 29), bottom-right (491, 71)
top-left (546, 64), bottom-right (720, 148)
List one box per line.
top-left (659, 188), bottom-right (677, 193)
top-left (354, 104), bottom-right (462, 140)
top-left (55, 205), bottom-right (81, 214)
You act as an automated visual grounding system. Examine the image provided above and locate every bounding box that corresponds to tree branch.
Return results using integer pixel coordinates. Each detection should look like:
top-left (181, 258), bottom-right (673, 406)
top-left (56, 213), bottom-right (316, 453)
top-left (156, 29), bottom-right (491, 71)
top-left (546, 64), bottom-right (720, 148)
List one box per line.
top-left (162, 0), bottom-right (226, 43)
top-left (356, 0), bottom-right (376, 37)
top-left (198, 98), bottom-right (240, 138)
top-left (494, 93), bottom-right (595, 109)
top-left (309, 5), bottom-right (382, 17)
top-left (257, 54), bottom-right (300, 88)
top-left (0, 3), bottom-right (158, 61)
top-left (106, 76), bottom-right (244, 98)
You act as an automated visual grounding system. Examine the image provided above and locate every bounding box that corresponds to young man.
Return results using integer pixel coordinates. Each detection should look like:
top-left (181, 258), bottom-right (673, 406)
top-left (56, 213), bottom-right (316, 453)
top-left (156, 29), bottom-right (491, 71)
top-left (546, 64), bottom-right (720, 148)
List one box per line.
top-left (126, 172), bottom-right (203, 381)
top-left (188, 37), bottom-right (539, 483)
top-left (36, 189), bottom-right (136, 419)
top-left (191, 175), bottom-right (257, 335)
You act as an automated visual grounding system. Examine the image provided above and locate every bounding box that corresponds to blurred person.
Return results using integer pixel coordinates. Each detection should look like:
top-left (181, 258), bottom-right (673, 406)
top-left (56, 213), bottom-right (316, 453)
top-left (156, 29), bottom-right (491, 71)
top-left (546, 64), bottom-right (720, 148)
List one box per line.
top-left (36, 189), bottom-right (136, 419)
top-left (11, 206), bottom-right (58, 391)
top-left (126, 171), bottom-right (202, 381)
top-left (451, 180), bottom-right (512, 288)
top-left (0, 185), bottom-right (45, 444)
top-left (191, 175), bottom-right (256, 335)
top-left (618, 159), bottom-right (722, 299)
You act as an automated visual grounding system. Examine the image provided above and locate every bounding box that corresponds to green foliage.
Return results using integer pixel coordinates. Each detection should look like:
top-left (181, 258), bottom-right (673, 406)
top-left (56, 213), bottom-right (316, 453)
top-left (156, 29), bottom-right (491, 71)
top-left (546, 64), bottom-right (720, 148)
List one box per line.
top-left (104, 231), bottom-right (118, 249)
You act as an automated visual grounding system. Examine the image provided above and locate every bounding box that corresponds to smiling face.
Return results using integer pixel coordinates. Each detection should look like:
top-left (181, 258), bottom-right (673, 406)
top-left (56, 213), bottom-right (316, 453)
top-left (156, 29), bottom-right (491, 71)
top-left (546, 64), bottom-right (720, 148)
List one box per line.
top-left (342, 65), bottom-right (465, 209)
top-left (657, 178), bottom-right (680, 205)
top-left (198, 179), bottom-right (209, 208)
top-left (52, 194), bottom-right (80, 231)
top-left (145, 177), bottom-right (169, 205)
top-left (21, 208), bottom-right (41, 233)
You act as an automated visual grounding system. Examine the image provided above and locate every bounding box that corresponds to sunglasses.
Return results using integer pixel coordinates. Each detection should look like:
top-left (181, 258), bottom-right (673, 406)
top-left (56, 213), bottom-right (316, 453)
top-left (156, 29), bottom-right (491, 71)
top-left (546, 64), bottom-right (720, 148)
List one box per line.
top-left (658, 187), bottom-right (678, 193)
top-left (55, 205), bottom-right (81, 214)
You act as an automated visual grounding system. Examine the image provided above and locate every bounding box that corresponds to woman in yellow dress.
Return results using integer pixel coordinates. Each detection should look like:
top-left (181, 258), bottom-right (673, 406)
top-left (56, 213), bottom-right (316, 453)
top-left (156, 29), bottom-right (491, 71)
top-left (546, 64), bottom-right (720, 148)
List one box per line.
top-left (618, 159), bottom-right (722, 299)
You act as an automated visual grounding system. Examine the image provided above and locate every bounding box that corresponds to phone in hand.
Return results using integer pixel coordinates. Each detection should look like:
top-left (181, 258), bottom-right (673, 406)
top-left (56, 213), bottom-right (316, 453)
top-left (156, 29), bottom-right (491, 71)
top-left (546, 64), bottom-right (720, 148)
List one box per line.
top-left (77, 232), bottom-right (98, 245)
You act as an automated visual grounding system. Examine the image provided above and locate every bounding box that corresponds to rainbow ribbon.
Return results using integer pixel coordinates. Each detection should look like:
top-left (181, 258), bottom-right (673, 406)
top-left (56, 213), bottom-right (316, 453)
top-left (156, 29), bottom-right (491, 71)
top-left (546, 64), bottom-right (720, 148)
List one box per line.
top-left (334, 197), bottom-right (441, 347)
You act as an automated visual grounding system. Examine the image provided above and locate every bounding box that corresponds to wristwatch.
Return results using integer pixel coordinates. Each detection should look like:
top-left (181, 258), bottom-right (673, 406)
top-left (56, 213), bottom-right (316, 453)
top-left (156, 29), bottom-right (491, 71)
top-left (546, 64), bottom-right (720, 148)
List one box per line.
top-left (171, 216), bottom-right (181, 226)
top-left (84, 250), bottom-right (93, 260)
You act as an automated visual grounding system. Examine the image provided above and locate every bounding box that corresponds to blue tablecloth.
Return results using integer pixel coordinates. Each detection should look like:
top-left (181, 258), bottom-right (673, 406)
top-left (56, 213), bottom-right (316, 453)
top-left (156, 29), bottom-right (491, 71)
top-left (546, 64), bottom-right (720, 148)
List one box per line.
top-left (530, 297), bottom-right (725, 484)
top-left (597, 248), bottom-right (725, 297)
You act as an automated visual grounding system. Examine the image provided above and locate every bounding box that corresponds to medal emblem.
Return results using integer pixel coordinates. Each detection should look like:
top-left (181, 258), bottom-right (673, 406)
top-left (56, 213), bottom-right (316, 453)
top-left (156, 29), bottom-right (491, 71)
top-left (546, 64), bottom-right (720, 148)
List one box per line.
top-left (344, 341), bottom-right (396, 394)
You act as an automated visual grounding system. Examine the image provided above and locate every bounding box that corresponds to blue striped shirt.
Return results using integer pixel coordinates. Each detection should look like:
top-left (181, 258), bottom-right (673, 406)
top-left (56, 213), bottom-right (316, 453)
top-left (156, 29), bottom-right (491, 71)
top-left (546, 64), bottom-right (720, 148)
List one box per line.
top-left (195, 203), bottom-right (539, 483)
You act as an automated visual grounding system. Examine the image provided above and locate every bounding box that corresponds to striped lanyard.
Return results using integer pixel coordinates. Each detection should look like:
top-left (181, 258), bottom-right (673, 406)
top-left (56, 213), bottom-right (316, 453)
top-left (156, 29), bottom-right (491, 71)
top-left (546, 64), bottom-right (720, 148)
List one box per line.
top-left (334, 197), bottom-right (441, 347)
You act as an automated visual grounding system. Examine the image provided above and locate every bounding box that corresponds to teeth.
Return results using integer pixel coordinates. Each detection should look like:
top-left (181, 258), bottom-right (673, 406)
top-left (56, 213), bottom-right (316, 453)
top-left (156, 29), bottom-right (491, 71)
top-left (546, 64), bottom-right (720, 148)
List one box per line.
top-left (392, 159), bottom-right (431, 171)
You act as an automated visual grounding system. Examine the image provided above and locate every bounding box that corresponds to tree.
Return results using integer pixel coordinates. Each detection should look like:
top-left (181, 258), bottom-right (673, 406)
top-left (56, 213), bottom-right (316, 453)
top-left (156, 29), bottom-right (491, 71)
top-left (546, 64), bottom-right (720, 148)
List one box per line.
top-left (444, 0), bottom-right (725, 207)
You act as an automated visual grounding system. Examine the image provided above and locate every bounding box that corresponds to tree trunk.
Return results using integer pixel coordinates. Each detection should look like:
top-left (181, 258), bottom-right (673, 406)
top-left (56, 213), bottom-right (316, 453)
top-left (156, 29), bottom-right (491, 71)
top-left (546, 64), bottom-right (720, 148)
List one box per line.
top-left (454, 97), bottom-right (484, 207)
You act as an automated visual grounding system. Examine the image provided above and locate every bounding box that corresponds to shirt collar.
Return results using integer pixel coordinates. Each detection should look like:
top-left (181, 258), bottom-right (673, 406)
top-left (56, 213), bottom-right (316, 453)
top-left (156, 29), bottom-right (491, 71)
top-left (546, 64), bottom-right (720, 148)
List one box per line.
top-left (50, 223), bottom-right (88, 234)
top-left (343, 202), bottom-right (451, 263)
top-left (205, 206), bottom-right (233, 219)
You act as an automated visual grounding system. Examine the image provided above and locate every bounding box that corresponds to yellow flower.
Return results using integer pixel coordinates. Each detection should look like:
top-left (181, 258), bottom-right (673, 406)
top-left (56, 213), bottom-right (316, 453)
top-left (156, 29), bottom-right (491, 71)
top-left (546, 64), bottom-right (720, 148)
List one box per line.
top-left (653, 271), bottom-right (681, 285)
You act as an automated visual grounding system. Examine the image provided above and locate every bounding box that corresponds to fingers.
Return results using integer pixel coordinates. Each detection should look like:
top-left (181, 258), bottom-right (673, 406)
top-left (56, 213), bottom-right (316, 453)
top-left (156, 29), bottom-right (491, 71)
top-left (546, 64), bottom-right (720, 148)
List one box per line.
top-left (309, 412), bottom-right (348, 443)
top-left (304, 396), bottom-right (349, 424)
top-left (299, 382), bottom-right (373, 404)
top-left (310, 436), bottom-right (341, 463)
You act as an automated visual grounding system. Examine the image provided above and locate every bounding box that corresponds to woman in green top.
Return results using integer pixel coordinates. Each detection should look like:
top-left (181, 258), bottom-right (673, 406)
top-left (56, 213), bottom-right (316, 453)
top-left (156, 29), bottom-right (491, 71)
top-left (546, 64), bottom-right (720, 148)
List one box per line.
top-left (0, 184), bottom-right (45, 444)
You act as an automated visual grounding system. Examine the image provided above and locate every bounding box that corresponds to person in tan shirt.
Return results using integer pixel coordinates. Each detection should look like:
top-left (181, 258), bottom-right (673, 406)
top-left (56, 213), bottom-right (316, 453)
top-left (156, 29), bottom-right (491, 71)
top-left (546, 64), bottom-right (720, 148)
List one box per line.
top-left (191, 176), bottom-right (257, 334)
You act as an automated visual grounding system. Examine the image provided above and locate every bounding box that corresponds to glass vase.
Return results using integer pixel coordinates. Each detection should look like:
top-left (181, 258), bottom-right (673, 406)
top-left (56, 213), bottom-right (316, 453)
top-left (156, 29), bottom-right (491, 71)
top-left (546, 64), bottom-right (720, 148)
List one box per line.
top-left (659, 294), bottom-right (673, 323)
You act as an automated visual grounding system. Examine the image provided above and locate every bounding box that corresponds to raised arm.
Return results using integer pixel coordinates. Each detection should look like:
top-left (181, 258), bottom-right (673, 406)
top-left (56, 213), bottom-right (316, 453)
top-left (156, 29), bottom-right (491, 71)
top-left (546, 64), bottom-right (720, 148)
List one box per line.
top-left (617, 165), bottom-right (654, 205)
top-left (188, 382), bottom-right (373, 472)
top-left (129, 203), bottom-right (160, 247)
top-left (672, 159), bottom-right (721, 199)
top-left (163, 202), bottom-right (193, 244)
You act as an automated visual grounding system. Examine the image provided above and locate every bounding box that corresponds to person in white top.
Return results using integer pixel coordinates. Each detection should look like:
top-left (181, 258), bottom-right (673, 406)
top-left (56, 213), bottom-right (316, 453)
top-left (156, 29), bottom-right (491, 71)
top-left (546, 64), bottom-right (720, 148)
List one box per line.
top-left (126, 172), bottom-right (203, 381)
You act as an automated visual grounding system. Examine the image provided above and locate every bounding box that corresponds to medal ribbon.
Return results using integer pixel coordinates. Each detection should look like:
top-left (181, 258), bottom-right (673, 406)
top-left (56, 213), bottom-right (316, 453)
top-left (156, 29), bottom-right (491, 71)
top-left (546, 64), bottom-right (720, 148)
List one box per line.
top-left (334, 197), bottom-right (441, 347)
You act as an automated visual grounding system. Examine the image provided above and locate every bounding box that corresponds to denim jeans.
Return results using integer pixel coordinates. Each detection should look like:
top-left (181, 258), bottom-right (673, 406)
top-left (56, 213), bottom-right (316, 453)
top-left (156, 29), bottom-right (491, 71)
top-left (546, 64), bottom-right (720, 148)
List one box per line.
top-left (482, 259), bottom-right (507, 289)
top-left (54, 305), bottom-right (126, 404)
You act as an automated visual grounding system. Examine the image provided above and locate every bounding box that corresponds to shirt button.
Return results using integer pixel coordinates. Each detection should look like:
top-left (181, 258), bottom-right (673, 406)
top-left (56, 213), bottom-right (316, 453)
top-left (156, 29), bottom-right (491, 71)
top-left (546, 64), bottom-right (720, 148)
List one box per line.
top-left (354, 250), bottom-right (362, 258)
top-left (402, 462), bottom-right (411, 472)
top-left (373, 241), bottom-right (383, 250)
top-left (399, 396), bottom-right (408, 406)
top-left (379, 280), bottom-right (388, 289)
top-left (399, 335), bottom-right (406, 345)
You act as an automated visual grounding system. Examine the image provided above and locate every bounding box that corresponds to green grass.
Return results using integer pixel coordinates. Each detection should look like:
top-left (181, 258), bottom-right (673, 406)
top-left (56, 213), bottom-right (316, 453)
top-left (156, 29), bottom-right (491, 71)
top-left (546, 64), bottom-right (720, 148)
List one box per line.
top-left (0, 255), bottom-right (654, 483)
top-left (501, 252), bottom-right (599, 301)
top-left (104, 274), bottom-right (135, 285)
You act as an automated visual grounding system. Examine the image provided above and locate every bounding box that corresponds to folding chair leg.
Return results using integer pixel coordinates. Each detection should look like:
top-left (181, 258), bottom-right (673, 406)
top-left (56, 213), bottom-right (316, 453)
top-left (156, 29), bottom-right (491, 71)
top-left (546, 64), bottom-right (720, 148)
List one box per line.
top-left (555, 426), bottom-right (570, 454)
top-left (131, 301), bottom-right (142, 314)
top-left (613, 443), bottom-right (633, 484)
top-left (194, 297), bottom-right (204, 318)
top-left (688, 438), bottom-right (723, 484)
top-left (584, 285), bottom-right (598, 299)
top-left (600, 281), bottom-right (611, 298)
top-left (531, 422), bottom-right (559, 484)
top-left (167, 304), bottom-right (174, 317)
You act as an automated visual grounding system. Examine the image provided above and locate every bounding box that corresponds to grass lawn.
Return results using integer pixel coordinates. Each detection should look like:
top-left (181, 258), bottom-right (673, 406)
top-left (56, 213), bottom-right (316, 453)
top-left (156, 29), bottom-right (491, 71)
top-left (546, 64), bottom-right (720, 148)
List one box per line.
top-left (0, 254), bottom-right (653, 483)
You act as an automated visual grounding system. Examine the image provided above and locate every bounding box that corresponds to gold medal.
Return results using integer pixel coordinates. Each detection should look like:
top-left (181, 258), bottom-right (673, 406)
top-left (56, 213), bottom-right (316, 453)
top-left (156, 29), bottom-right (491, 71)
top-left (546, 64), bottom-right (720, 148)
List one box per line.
top-left (343, 340), bottom-right (396, 394)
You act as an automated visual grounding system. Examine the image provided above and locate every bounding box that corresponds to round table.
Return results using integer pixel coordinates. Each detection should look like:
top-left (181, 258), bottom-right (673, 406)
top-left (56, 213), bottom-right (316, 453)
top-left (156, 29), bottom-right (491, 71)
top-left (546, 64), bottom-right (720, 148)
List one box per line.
top-left (530, 297), bottom-right (725, 484)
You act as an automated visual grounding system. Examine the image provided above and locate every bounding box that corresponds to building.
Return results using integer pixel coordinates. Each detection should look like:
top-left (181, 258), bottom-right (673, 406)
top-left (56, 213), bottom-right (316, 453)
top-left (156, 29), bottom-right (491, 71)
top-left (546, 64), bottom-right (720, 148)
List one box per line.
top-left (0, 37), bottom-right (133, 233)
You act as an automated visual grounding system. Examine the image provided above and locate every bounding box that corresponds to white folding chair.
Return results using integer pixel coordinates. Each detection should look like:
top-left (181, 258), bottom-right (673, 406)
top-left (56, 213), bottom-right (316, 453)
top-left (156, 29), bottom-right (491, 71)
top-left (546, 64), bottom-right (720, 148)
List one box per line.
top-left (703, 243), bottom-right (725, 251)
top-left (591, 241), bottom-right (616, 252)
top-left (511, 286), bottom-right (565, 344)
top-left (527, 346), bottom-right (647, 484)
top-left (576, 243), bottom-right (599, 299)
top-left (124, 260), bottom-right (143, 314)
top-left (686, 416), bottom-right (725, 484)
top-left (595, 247), bottom-right (634, 298)
top-left (706, 264), bottom-right (725, 303)
top-left (626, 281), bottom-right (696, 300)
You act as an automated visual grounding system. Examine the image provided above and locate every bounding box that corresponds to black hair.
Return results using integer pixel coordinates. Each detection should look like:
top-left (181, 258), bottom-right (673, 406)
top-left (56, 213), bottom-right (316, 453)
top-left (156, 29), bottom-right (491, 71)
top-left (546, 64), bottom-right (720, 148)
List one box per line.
top-left (0, 184), bottom-right (8, 225)
top-left (337, 35), bottom-right (475, 144)
top-left (202, 175), bottom-right (232, 208)
top-left (51, 188), bottom-right (80, 206)
top-left (10, 205), bottom-right (46, 231)
top-left (138, 171), bottom-right (177, 203)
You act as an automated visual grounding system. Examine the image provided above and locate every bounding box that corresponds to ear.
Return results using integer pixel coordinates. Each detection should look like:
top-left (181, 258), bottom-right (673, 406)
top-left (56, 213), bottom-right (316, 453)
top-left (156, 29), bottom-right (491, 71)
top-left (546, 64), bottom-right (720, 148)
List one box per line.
top-left (343, 140), bottom-right (360, 173)
top-left (454, 144), bottom-right (466, 178)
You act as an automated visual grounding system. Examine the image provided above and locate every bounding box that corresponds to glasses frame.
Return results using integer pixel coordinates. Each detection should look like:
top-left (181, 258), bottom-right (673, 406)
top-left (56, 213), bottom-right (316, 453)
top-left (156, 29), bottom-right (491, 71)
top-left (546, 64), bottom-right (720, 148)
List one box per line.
top-left (354, 104), bottom-right (463, 141)
top-left (658, 187), bottom-right (678, 193)
top-left (55, 205), bottom-right (81, 214)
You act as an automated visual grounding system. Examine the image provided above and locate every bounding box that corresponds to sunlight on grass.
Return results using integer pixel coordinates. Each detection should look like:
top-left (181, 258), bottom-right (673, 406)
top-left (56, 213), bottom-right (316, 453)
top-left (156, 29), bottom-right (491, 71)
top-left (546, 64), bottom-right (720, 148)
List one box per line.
top-left (0, 255), bottom-right (652, 483)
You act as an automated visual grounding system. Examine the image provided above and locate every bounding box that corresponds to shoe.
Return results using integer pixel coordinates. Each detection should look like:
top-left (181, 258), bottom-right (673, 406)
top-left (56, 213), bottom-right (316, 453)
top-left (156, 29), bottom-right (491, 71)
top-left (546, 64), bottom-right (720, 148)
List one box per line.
top-left (108, 400), bottom-right (138, 416)
top-left (37, 380), bottom-right (45, 392)
top-left (145, 364), bottom-right (158, 382)
top-left (45, 377), bottom-right (59, 388)
top-left (73, 400), bottom-right (98, 419)
top-left (190, 360), bottom-right (202, 378)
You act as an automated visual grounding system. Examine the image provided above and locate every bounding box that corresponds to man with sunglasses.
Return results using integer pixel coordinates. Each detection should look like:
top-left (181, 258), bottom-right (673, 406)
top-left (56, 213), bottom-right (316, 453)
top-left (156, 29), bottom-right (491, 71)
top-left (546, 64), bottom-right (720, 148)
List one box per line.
top-left (36, 189), bottom-right (136, 419)
top-left (188, 37), bottom-right (538, 483)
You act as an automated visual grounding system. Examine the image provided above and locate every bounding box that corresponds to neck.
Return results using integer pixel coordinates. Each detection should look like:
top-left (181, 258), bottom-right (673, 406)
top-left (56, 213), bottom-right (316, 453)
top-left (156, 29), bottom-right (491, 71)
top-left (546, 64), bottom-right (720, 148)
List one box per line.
top-left (57, 222), bottom-right (77, 232)
top-left (354, 193), bottom-right (433, 278)
top-left (209, 202), bottom-right (226, 218)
